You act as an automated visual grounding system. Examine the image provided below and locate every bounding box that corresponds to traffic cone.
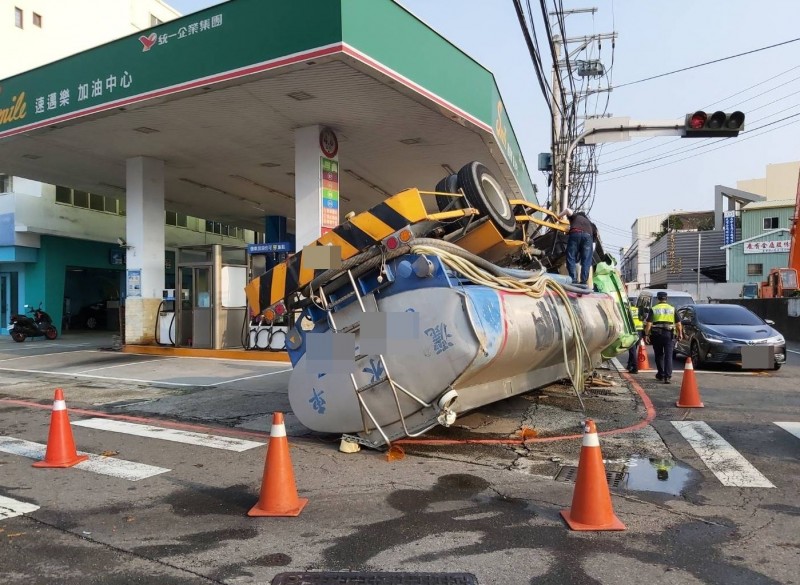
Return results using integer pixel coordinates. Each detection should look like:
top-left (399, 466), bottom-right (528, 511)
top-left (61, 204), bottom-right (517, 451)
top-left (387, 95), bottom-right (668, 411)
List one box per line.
top-left (560, 419), bottom-right (626, 531)
top-left (676, 357), bottom-right (704, 408)
top-left (248, 412), bottom-right (308, 517)
top-left (637, 339), bottom-right (651, 370)
top-left (32, 388), bottom-right (89, 468)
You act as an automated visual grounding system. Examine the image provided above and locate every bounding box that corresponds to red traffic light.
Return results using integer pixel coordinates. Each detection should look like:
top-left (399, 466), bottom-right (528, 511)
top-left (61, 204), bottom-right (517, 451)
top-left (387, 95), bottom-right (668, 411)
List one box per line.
top-left (684, 110), bottom-right (745, 137)
top-left (689, 111), bottom-right (707, 129)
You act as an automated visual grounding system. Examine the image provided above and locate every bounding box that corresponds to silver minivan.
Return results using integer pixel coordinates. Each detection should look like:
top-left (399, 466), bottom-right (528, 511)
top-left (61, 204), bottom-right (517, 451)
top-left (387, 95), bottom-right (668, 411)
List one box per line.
top-left (635, 288), bottom-right (696, 317)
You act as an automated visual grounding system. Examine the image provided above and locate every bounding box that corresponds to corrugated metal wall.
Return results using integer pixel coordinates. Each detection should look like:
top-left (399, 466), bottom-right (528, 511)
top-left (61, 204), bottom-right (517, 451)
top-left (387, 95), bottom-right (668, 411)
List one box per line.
top-left (742, 206), bottom-right (794, 234)
top-left (649, 230), bottom-right (725, 286)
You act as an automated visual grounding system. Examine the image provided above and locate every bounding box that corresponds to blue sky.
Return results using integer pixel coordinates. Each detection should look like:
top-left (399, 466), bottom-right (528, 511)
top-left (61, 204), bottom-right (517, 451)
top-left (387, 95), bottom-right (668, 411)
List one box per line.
top-left (167, 0), bottom-right (800, 254)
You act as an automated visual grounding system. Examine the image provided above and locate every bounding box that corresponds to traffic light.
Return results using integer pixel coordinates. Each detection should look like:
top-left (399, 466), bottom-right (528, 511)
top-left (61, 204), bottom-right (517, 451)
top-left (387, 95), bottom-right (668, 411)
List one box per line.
top-left (684, 110), bottom-right (745, 137)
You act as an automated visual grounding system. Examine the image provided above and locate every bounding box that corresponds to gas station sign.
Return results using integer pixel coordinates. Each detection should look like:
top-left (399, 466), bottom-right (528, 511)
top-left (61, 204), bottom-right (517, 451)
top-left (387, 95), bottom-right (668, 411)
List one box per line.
top-left (321, 156), bottom-right (339, 234)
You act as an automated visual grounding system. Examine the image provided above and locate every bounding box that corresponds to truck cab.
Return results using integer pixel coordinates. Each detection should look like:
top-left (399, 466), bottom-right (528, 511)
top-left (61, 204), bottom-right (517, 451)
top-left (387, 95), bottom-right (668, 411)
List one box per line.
top-left (760, 268), bottom-right (798, 298)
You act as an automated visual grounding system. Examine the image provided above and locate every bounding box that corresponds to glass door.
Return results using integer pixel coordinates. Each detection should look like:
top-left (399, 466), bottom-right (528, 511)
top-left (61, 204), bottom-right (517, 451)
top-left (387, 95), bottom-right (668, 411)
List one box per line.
top-left (192, 267), bottom-right (212, 348)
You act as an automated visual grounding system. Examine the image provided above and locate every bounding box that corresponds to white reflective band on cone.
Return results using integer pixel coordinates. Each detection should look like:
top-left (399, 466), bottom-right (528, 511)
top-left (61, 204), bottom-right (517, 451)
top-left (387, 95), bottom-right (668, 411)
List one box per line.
top-left (53, 400), bottom-right (66, 411)
top-left (582, 432), bottom-right (600, 447)
top-left (270, 423), bottom-right (287, 438)
top-left (685, 361), bottom-right (694, 370)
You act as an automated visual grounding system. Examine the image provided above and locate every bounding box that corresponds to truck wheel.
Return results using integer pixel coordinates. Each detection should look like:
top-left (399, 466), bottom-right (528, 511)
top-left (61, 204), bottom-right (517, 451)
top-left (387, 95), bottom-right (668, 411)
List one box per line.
top-left (457, 161), bottom-right (516, 236)
top-left (45, 326), bottom-right (58, 340)
top-left (11, 331), bottom-right (26, 342)
top-left (434, 174), bottom-right (462, 214)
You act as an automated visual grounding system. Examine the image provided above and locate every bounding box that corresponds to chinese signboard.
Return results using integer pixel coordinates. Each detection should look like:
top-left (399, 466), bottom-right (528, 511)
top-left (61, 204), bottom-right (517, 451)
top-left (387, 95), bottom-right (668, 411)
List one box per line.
top-left (320, 157), bottom-right (339, 234)
top-left (247, 242), bottom-right (291, 254)
top-left (743, 240), bottom-right (791, 254)
top-left (723, 210), bottom-right (736, 246)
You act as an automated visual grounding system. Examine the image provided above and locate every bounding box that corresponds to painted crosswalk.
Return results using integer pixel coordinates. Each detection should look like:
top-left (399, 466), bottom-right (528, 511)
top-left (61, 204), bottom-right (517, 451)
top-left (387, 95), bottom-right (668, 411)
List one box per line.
top-left (774, 421), bottom-right (800, 440)
top-left (72, 418), bottom-right (264, 452)
top-left (0, 495), bottom-right (39, 521)
top-left (0, 437), bottom-right (169, 481)
top-left (671, 421), bottom-right (775, 488)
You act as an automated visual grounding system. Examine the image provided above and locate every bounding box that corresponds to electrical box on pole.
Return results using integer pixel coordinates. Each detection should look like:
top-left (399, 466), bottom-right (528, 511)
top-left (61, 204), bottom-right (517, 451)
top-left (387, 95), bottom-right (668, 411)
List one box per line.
top-left (683, 111), bottom-right (745, 138)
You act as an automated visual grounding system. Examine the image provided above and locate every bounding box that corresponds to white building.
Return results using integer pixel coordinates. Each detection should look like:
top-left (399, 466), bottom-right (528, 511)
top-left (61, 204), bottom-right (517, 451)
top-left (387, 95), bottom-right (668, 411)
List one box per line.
top-left (619, 212), bottom-right (668, 294)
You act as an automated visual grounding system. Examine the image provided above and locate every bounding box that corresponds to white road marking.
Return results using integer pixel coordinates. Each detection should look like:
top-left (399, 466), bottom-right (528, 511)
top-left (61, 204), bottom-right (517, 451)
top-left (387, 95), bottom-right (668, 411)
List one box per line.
top-left (72, 418), bottom-right (264, 451)
top-left (77, 357), bottom-right (176, 374)
top-left (672, 421), bottom-right (775, 488)
top-left (0, 495), bottom-right (39, 520)
top-left (214, 368), bottom-right (292, 385)
top-left (787, 349), bottom-right (800, 355)
top-left (0, 437), bottom-right (169, 481)
top-left (0, 347), bottom-right (93, 362)
top-left (775, 422), bottom-right (800, 440)
top-left (0, 366), bottom-right (201, 387)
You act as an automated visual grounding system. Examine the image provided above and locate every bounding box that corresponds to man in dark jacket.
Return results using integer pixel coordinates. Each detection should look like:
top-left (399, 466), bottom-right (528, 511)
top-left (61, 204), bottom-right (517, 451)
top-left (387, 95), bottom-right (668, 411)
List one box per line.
top-left (558, 207), bottom-right (596, 285)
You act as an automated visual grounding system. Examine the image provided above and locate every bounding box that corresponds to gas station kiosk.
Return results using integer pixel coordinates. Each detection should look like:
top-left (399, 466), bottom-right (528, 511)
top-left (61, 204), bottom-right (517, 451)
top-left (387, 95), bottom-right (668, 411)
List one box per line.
top-left (157, 244), bottom-right (248, 349)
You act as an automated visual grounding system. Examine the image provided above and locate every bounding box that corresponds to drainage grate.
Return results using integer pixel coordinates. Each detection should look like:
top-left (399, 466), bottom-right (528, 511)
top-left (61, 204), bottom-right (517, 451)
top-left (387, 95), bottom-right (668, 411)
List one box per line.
top-left (554, 465), bottom-right (626, 488)
top-left (271, 573), bottom-right (479, 585)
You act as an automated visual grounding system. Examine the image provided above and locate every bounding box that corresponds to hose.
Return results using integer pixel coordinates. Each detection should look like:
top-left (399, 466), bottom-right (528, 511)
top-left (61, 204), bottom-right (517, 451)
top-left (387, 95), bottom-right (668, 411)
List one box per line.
top-left (409, 243), bottom-right (593, 397)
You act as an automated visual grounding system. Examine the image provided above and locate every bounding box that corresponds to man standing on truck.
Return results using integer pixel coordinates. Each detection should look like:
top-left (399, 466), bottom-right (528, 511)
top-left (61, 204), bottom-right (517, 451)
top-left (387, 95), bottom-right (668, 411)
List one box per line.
top-left (558, 207), bottom-right (597, 285)
top-left (644, 291), bottom-right (683, 384)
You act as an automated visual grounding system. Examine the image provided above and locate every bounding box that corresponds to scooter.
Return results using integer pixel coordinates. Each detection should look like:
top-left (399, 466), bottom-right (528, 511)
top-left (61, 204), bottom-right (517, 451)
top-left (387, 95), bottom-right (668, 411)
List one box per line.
top-left (9, 303), bottom-right (58, 342)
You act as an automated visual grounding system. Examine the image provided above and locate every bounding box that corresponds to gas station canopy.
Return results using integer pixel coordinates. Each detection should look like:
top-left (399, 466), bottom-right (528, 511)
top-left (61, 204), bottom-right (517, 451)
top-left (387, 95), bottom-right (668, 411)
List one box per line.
top-left (0, 0), bottom-right (537, 233)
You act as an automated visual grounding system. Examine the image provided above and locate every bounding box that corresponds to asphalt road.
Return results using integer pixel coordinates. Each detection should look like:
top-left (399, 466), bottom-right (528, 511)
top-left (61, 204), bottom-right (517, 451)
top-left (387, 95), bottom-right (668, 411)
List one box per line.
top-left (0, 332), bottom-right (798, 584)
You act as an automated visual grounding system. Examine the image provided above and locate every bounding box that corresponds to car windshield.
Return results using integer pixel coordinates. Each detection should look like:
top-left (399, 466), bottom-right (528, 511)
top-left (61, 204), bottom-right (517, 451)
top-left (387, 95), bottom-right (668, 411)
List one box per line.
top-left (695, 305), bottom-right (764, 326)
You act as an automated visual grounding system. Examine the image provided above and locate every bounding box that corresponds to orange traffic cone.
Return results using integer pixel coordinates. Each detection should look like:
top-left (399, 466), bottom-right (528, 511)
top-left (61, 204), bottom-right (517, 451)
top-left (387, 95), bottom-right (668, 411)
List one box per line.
top-left (676, 357), bottom-right (704, 408)
top-left (561, 419), bottom-right (626, 531)
top-left (33, 388), bottom-right (89, 469)
top-left (637, 339), bottom-right (651, 370)
top-left (248, 412), bottom-right (308, 517)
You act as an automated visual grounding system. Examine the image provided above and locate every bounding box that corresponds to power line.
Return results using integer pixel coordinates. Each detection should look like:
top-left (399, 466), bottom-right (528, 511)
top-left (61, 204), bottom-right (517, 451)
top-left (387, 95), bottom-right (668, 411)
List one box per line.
top-left (601, 108), bottom-right (800, 175)
top-left (597, 114), bottom-right (800, 183)
top-left (615, 36), bottom-right (800, 89)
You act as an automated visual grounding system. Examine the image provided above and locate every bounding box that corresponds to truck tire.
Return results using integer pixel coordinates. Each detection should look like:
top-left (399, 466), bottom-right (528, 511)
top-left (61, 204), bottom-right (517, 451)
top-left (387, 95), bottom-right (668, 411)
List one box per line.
top-left (434, 174), bottom-right (462, 214)
top-left (456, 161), bottom-right (516, 236)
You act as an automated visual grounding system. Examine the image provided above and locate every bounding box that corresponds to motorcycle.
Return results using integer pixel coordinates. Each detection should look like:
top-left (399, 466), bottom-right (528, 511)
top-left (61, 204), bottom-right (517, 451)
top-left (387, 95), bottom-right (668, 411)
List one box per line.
top-left (9, 303), bottom-right (58, 342)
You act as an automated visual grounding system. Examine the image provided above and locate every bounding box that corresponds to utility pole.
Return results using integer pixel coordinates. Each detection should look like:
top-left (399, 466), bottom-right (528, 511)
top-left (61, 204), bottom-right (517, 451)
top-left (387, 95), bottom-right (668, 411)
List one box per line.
top-left (545, 5), bottom-right (616, 215)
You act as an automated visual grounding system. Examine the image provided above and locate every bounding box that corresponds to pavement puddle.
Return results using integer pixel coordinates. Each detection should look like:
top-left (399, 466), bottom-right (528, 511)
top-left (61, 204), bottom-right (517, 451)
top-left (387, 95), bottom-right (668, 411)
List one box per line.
top-left (623, 456), bottom-right (696, 496)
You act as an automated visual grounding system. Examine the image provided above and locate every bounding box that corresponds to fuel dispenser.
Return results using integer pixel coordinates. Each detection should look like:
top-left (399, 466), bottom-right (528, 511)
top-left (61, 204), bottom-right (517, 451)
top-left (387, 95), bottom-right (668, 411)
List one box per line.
top-left (157, 289), bottom-right (176, 346)
top-left (246, 242), bottom-right (291, 351)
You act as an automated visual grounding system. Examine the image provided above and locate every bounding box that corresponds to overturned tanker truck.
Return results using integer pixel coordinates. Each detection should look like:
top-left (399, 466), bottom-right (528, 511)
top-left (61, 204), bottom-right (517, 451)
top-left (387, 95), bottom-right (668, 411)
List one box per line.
top-left (244, 161), bottom-right (637, 448)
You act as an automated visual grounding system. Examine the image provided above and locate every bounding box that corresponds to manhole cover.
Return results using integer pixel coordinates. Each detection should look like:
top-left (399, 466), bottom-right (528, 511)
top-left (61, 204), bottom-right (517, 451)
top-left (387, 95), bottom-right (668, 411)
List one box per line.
top-left (271, 573), bottom-right (478, 585)
top-left (554, 465), bottom-right (626, 488)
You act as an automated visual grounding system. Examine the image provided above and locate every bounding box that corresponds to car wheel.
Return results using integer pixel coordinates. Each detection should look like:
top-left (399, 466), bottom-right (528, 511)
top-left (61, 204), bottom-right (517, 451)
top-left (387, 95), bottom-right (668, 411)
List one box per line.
top-left (45, 326), bottom-right (58, 340)
top-left (457, 161), bottom-right (517, 236)
top-left (86, 316), bottom-right (98, 329)
top-left (11, 331), bottom-right (26, 342)
top-left (773, 362), bottom-right (782, 371)
top-left (690, 340), bottom-right (703, 368)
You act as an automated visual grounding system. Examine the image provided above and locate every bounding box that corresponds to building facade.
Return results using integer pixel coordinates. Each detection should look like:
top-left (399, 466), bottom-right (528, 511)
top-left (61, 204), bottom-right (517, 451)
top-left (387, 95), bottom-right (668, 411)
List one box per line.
top-left (0, 1), bottom-right (260, 335)
top-left (723, 199), bottom-right (794, 284)
top-left (619, 212), bottom-right (668, 294)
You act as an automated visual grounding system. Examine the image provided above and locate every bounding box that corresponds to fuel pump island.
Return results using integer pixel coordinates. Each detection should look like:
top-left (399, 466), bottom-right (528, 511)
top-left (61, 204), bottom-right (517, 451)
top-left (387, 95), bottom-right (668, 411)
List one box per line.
top-left (245, 162), bottom-right (637, 448)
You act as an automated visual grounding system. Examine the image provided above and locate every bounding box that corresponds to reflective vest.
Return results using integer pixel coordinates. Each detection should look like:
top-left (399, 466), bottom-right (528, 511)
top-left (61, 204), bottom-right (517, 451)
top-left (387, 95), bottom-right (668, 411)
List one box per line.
top-left (650, 302), bottom-right (675, 326)
top-left (630, 306), bottom-right (643, 331)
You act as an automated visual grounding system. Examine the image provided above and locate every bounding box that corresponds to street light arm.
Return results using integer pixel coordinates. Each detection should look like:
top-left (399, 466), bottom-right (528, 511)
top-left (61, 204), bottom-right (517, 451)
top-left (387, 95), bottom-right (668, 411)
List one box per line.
top-left (560, 121), bottom-right (684, 214)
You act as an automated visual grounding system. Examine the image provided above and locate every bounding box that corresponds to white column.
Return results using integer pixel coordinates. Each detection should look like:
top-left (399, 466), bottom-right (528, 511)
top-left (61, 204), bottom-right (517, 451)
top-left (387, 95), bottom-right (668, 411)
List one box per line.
top-left (125, 156), bottom-right (165, 344)
top-left (295, 125), bottom-right (339, 249)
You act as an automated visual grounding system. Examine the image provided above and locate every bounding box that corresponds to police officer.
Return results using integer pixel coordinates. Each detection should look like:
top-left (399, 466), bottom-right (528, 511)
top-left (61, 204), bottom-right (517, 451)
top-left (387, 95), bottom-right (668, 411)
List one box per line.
top-left (644, 291), bottom-right (683, 384)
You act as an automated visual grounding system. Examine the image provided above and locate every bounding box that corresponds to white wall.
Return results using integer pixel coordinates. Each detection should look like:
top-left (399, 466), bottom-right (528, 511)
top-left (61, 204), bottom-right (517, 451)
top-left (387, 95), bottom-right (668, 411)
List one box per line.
top-left (1, 0), bottom-right (180, 79)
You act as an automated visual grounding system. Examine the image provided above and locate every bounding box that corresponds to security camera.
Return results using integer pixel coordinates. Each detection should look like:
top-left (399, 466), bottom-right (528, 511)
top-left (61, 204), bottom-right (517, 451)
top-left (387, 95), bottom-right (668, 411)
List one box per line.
top-left (117, 237), bottom-right (127, 247)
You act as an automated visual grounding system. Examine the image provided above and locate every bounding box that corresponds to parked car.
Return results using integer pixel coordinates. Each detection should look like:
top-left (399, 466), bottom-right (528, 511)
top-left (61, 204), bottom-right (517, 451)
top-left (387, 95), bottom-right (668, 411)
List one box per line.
top-left (674, 304), bottom-right (786, 370)
top-left (635, 288), bottom-right (695, 316)
top-left (73, 300), bottom-right (114, 330)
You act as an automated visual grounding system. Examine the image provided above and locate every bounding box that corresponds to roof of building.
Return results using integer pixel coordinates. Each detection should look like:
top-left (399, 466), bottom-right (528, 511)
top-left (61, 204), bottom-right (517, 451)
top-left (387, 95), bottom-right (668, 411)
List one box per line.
top-left (742, 198), bottom-right (795, 210)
